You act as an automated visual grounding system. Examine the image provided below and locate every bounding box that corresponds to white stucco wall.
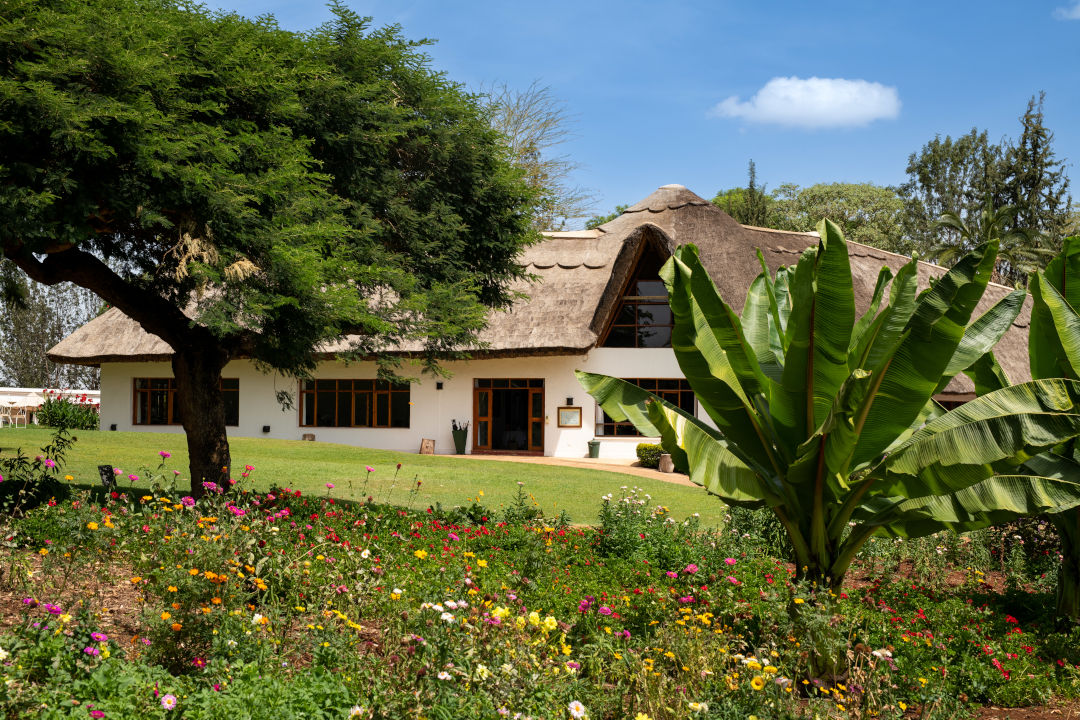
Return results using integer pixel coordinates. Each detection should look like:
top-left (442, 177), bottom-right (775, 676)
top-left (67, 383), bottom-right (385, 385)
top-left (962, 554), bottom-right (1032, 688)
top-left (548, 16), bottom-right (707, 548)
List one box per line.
top-left (98, 348), bottom-right (689, 459)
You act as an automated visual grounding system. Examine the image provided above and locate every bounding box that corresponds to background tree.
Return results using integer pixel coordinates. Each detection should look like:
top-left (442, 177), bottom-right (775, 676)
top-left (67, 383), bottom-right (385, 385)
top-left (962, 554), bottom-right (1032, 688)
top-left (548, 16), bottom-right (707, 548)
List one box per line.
top-left (712, 160), bottom-right (770, 226)
top-left (0, 261), bottom-right (100, 389)
top-left (585, 204), bottom-right (628, 229)
top-left (485, 81), bottom-right (594, 230)
top-left (0, 0), bottom-right (537, 492)
top-left (899, 94), bottom-right (1071, 284)
top-left (771, 182), bottom-right (906, 253)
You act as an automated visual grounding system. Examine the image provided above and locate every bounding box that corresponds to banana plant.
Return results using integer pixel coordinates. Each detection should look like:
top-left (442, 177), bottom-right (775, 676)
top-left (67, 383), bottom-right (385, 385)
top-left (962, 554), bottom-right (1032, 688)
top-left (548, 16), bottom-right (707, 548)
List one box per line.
top-left (974, 236), bottom-right (1080, 624)
top-left (578, 220), bottom-right (1080, 590)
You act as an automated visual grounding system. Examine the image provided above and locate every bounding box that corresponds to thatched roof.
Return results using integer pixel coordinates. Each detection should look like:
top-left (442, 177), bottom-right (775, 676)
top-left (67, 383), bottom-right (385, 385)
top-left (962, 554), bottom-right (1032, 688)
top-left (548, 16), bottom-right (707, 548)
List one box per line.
top-left (48, 183), bottom-right (1031, 396)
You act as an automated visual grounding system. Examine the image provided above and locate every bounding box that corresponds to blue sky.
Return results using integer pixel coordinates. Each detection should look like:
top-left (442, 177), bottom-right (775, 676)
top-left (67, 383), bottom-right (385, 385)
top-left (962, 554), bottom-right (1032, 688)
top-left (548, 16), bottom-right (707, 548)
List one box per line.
top-left (208, 0), bottom-right (1080, 220)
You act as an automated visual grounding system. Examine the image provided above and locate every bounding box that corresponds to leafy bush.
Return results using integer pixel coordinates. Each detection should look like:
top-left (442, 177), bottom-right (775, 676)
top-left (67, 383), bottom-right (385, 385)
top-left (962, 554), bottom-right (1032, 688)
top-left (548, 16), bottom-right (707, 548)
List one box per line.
top-left (636, 442), bottom-right (663, 468)
top-left (0, 428), bottom-right (74, 515)
top-left (36, 392), bottom-right (99, 431)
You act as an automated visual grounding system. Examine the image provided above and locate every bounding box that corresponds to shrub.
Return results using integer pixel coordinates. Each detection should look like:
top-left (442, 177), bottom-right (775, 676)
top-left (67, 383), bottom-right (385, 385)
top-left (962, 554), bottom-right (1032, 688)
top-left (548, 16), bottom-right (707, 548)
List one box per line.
top-left (36, 392), bottom-right (99, 431)
top-left (635, 443), bottom-right (664, 468)
top-left (0, 428), bottom-right (75, 516)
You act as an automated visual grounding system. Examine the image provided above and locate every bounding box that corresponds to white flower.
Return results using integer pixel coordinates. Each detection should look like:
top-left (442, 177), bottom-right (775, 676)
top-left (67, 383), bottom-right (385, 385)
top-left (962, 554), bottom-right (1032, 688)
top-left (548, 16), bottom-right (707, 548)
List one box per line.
top-left (871, 649), bottom-right (893, 659)
top-left (348, 706), bottom-right (366, 718)
top-left (445, 600), bottom-right (459, 610)
top-left (476, 664), bottom-right (491, 679)
top-left (226, 639), bottom-right (237, 648)
top-left (437, 671), bottom-right (452, 681)
top-left (440, 612), bottom-right (456, 623)
top-left (360, 549), bottom-right (371, 559)
top-left (431, 603), bottom-right (445, 613)
top-left (688, 701), bottom-right (708, 713)
top-left (568, 700), bottom-right (587, 719)
top-left (252, 613), bottom-right (266, 625)
top-left (392, 588), bottom-right (403, 595)
top-left (0, 647), bottom-right (8, 661)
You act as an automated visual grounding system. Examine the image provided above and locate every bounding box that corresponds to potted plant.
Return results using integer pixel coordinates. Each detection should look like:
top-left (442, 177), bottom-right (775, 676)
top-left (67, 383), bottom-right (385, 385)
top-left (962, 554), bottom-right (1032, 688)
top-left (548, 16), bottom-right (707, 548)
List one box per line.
top-left (451, 419), bottom-right (470, 455)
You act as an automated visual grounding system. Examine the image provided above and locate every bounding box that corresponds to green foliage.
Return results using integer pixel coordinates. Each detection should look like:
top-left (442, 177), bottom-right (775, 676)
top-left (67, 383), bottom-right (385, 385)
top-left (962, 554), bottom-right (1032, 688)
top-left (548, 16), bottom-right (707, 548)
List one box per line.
top-left (585, 203), bottom-right (628, 229)
top-left (0, 0), bottom-right (538, 489)
top-left (0, 427), bottom-right (74, 515)
top-left (635, 443), bottom-right (664, 469)
top-left (711, 160), bottom-right (770, 226)
top-left (36, 393), bottom-right (99, 431)
top-left (579, 223), bottom-right (1080, 589)
top-left (771, 182), bottom-right (907, 254)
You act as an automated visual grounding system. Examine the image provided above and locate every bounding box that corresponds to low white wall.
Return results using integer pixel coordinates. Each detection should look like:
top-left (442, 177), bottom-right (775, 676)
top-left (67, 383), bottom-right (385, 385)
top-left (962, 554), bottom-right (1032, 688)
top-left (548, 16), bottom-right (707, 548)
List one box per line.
top-left (98, 348), bottom-right (690, 459)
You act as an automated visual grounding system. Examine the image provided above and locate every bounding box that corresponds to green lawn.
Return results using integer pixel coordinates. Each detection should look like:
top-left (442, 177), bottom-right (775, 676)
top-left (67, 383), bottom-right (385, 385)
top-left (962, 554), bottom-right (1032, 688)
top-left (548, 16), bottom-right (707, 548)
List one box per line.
top-left (0, 427), bottom-right (725, 525)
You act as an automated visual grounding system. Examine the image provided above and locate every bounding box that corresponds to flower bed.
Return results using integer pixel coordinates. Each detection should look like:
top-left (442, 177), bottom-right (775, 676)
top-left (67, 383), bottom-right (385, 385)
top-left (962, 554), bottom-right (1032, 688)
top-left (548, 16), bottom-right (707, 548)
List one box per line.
top-left (0, 456), bottom-right (1078, 719)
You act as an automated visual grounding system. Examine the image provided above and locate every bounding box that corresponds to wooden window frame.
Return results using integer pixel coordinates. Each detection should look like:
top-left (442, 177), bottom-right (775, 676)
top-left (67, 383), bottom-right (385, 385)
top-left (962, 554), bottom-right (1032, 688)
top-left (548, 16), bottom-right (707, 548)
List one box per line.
top-left (132, 378), bottom-right (239, 426)
top-left (298, 379), bottom-right (410, 429)
top-left (595, 378), bottom-right (694, 437)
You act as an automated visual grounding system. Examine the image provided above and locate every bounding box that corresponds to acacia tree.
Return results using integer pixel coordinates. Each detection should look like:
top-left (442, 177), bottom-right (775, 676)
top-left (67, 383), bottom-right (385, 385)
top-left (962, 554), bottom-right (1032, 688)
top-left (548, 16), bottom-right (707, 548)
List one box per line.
top-left (0, 0), bottom-right (537, 491)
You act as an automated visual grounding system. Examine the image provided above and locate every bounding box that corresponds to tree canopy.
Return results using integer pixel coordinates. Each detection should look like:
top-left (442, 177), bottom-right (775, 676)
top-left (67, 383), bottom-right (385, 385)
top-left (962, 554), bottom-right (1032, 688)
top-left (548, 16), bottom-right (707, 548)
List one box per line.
top-left (0, 0), bottom-right (538, 489)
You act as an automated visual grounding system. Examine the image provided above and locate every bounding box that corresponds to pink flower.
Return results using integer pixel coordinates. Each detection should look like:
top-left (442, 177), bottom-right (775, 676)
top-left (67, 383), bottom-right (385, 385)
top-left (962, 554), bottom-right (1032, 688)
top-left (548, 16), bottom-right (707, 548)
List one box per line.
top-left (665, 571), bottom-right (678, 579)
top-left (684, 563), bottom-right (699, 574)
top-left (326, 483), bottom-right (335, 489)
top-left (365, 466), bottom-right (375, 473)
top-left (44, 458), bottom-right (56, 468)
top-left (726, 575), bottom-right (740, 584)
top-left (159, 451), bottom-right (171, 459)
top-left (724, 557), bottom-right (736, 566)
top-left (128, 474), bottom-right (139, 482)
top-left (90, 712), bottom-right (105, 719)
top-left (181, 496), bottom-right (195, 507)
top-left (598, 606), bottom-right (613, 616)
top-left (112, 468), bottom-right (121, 475)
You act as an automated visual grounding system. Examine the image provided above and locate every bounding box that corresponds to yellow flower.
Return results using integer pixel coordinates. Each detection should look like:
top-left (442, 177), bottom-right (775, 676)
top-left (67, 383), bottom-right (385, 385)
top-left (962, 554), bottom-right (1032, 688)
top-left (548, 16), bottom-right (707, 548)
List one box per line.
top-left (161, 612), bottom-right (171, 621)
top-left (59, 613), bottom-right (72, 623)
top-left (635, 714), bottom-right (651, 720)
top-left (750, 676), bottom-right (765, 691)
top-left (477, 559), bottom-right (488, 568)
top-left (413, 549), bottom-right (427, 560)
top-left (167, 586), bottom-right (178, 593)
top-left (542, 616), bottom-right (558, 632)
top-left (898, 702), bottom-right (907, 711)
top-left (38, 548), bottom-right (48, 556)
top-left (64, 475), bottom-right (73, 481)
top-left (528, 611), bottom-right (540, 626)
top-left (86, 522), bottom-right (98, 531)
top-left (793, 598), bottom-right (805, 604)
top-left (515, 616), bottom-right (526, 629)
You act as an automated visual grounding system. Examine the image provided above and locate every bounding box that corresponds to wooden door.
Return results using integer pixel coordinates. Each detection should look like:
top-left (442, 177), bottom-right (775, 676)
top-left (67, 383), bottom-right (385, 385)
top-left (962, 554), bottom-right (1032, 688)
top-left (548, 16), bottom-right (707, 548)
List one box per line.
top-left (528, 387), bottom-right (544, 452)
top-left (473, 387), bottom-right (492, 451)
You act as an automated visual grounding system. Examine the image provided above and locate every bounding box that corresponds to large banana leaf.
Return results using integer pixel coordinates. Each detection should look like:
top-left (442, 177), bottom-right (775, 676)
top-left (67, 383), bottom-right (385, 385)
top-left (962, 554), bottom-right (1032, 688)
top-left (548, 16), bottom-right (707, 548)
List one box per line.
top-left (574, 371), bottom-right (777, 507)
top-left (869, 474), bottom-right (1080, 538)
top-left (876, 379), bottom-right (1080, 497)
top-left (1030, 272), bottom-right (1080, 381)
top-left (852, 241), bottom-right (999, 467)
top-left (936, 288), bottom-right (1026, 392)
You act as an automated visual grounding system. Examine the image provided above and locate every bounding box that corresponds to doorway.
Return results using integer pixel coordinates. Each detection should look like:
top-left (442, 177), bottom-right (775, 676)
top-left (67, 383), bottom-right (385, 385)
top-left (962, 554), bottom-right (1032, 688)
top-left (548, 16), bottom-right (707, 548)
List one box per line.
top-left (472, 378), bottom-right (544, 454)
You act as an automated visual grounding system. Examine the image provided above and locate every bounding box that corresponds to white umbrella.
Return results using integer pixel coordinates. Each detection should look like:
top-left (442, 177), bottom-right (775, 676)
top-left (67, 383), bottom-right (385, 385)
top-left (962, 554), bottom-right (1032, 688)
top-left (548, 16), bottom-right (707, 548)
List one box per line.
top-left (21, 392), bottom-right (46, 406)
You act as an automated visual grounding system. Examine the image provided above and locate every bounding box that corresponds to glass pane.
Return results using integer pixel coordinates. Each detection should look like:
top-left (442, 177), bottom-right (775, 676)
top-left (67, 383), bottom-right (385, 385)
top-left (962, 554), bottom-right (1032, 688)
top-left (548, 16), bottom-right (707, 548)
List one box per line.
top-left (316, 379), bottom-right (335, 390)
top-left (529, 379), bottom-right (544, 388)
top-left (616, 302), bottom-right (635, 323)
top-left (509, 379), bottom-right (526, 388)
top-left (149, 391), bottom-right (169, 425)
top-left (637, 304), bottom-right (671, 326)
top-left (337, 379), bottom-right (353, 391)
top-left (531, 392), bottom-right (542, 418)
top-left (635, 279), bottom-right (667, 297)
top-left (531, 421), bottom-right (543, 449)
top-left (135, 378), bottom-right (149, 390)
top-left (302, 379), bottom-right (315, 391)
top-left (355, 380), bottom-right (373, 391)
top-left (150, 378), bottom-right (171, 390)
top-left (478, 420), bottom-right (489, 446)
top-left (353, 392), bottom-right (371, 426)
top-left (657, 379), bottom-right (679, 390)
top-left (316, 391), bottom-right (335, 426)
top-left (337, 391), bottom-right (352, 427)
top-left (376, 393), bottom-right (389, 427)
top-left (638, 326), bottom-right (671, 348)
top-left (604, 326), bottom-right (635, 347)
top-left (303, 392), bottom-right (315, 425)
top-left (375, 380), bottom-right (390, 391)
top-left (390, 391), bottom-right (410, 428)
top-left (493, 379), bottom-right (509, 388)
top-left (478, 391), bottom-right (488, 416)
top-left (476, 378), bottom-right (491, 388)
top-left (224, 388), bottom-right (239, 426)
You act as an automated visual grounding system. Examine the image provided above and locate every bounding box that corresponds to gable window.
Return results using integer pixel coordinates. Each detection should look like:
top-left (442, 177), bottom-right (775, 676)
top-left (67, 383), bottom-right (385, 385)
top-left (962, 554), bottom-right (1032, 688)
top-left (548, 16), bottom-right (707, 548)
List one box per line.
top-left (601, 244), bottom-right (673, 348)
top-left (299, 379), bottom-right (410, 428)
top-left (133, 378), bottom-right (239, 426)
top-left (596, 378), bottom-right (695, 436)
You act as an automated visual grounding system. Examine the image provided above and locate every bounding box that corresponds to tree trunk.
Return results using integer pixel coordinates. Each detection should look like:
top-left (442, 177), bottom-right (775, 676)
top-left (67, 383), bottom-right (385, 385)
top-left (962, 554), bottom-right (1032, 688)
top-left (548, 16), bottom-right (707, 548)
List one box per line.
top-left (1051, 509), bottom-right (1080, 627)
top-left (172, 348), bottom-right (231, 498)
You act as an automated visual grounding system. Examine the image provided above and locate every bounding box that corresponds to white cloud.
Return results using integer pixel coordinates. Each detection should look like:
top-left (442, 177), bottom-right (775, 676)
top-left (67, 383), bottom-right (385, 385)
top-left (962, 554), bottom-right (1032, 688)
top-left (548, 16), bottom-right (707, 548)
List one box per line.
top-left (1053, 2), bottom-right (1080, 19)
top-left (710, 76), bottom-right (901, 129)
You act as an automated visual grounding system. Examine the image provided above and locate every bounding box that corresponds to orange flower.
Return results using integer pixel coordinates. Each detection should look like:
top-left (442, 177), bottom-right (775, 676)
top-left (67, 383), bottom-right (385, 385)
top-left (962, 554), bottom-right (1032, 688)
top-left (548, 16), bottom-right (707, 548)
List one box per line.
top-left (211, 597), bottom-right (222, 605)
top-left (86, 522), bottom-right (99, 531)
top-left (189, 568), bottom-right (200, 576)
top-left (160, 612), bottom-right (171, 621)
top-left (171, 602), bottom-right (180, 610)
top-left (130, 576), bottom-right (142, 584)
top-left (171, 622), bottom-right (182, 631)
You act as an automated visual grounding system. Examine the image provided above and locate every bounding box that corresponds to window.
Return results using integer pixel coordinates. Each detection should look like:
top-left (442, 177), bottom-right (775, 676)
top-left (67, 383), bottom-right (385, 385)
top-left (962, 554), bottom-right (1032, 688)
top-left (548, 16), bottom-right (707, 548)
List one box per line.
top-left (595, 378), bottom-right (694, 436)
top-left (133, 378), bottom-right (239, 426)
top-left (299, 379), bottom-right (410, 428)
top-left (601, 244), bottom-right (673, 348)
